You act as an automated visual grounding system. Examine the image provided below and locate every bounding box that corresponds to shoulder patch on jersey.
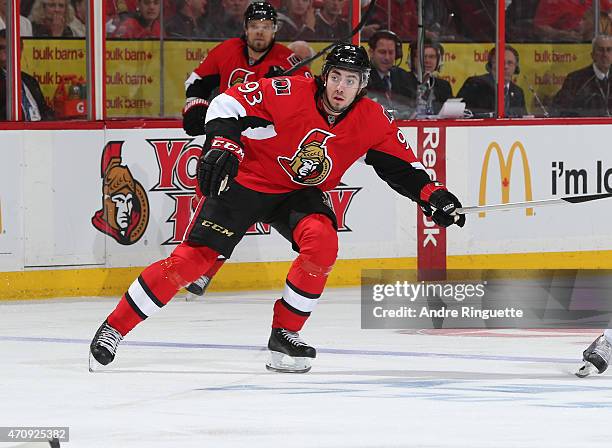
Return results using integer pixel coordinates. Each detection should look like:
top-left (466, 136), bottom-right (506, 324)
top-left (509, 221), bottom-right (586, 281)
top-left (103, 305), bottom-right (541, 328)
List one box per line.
top-left (228, 68), bottom-right (255, 88)
top-left (287, 53), bottom-right (302, 67)
top-left (272, 78), bottom-right (291, 95)
top-left (380, 103), bottom-right (394, 124)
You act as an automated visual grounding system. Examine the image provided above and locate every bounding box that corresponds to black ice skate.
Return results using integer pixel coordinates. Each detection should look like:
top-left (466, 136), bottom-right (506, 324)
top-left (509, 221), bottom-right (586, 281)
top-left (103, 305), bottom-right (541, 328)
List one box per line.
top-left (266, 328), bottom-right (316, 373)
top-left (89, 320), bottom-right (123, 372)
top-left (576, 334), bottom-right (612, 378)
top-left (185, 275), bottom-right (212, 300)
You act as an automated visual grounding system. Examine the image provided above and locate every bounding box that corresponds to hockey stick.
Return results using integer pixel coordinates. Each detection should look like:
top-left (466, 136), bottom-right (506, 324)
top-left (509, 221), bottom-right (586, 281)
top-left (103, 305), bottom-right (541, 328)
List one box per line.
top-left (282, 0), bottom-right (378, 76)
top-left (455, 193), bottom-right (612, 215)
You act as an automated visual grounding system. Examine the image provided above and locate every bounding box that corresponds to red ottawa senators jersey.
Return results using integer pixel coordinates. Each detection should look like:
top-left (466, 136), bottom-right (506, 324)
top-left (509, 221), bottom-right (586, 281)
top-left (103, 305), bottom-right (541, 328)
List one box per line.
top-left (205, 76), bottom-right (433, 199)
top-left (185, 38), bottom-right (311, 101)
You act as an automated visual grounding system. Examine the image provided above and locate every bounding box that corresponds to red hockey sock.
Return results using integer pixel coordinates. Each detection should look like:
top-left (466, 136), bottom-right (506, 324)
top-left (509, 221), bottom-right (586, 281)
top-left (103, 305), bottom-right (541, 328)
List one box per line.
top-left (272, 214), bottom-right (338, 331)
top-left (204, 257), bottom-right (226, 278)
top-left (108, 243), bottom-right (220, 336)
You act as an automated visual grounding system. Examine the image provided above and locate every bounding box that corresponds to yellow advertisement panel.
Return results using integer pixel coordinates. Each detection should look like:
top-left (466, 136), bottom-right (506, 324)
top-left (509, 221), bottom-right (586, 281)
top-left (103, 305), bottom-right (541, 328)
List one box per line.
top-left (19, 39), bottom-right (597, 119)
top-left (106, 40), bottom-right (162, 117)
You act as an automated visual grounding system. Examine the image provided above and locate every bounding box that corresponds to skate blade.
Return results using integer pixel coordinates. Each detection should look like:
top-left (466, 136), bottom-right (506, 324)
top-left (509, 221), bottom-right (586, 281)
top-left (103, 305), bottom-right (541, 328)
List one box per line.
top-left (575, 361), bottom-right (597, 378)
top-left (266, 351), bottom-right (312, 374)
top-left (88, 352), bottom-right (110, 373)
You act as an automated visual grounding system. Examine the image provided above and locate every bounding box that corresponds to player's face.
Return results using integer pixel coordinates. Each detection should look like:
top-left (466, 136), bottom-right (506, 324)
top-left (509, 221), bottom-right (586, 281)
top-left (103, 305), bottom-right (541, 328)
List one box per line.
top-left (592, 38), bottom-right (612, 72)
top-left (245, 19), bottom-right (275, 53)
top-left (324, 68), bottom-right (361, 112)
top-left (369, 38), bottom-right (395, 73)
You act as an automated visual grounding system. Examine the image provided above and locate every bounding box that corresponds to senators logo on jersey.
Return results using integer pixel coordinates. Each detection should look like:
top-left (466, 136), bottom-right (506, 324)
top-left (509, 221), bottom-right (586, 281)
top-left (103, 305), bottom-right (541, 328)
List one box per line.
top-left (278, 129), bottom-right (334, 185)
top-left (228, 68), bottom-right (256, 87)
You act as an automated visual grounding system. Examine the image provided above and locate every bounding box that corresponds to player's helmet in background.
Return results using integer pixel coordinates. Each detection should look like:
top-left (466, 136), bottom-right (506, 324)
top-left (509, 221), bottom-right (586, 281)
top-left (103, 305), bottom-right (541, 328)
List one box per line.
top-left (244, 1), bottom-right (278, 27)
top-left (322, 44), bottom-right (371, 88)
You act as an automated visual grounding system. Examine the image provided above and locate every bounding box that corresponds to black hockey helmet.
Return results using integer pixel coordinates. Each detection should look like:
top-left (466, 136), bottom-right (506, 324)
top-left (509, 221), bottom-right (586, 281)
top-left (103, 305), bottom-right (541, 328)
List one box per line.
top-left (322, 44), bottom-right (371, 87)
top-left (244, 1), bottom-right (277, 27)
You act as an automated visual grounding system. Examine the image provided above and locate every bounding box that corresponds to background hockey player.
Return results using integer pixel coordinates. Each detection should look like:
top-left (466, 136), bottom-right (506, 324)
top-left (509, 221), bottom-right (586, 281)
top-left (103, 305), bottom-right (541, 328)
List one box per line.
top-left (90, 44), bottom-right (465, 374)
top-left (576, 330), bottom-right (612, 377)
top-left (182, 1), bottom-right (311, 297)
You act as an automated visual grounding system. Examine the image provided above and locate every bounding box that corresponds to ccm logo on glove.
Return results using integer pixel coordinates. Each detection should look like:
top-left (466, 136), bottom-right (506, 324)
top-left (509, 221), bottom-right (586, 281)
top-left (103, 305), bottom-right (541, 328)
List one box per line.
top-left (210, 137), bottom-right (245, 162)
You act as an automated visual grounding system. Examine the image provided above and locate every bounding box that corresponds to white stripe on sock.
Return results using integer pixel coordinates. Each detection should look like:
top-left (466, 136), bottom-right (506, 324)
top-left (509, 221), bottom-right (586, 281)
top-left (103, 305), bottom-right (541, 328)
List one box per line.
top-left (283, 283), bottom-right (318, 313)
top-left (128, 279), bottom-right (162, 318)
top-left (604, 329), bottom-right (612, 344)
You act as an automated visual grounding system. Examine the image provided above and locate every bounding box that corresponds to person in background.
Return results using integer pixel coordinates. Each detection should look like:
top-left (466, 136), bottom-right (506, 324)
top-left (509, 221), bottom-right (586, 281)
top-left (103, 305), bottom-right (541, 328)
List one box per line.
top-left (407, 39), bottom-right (452, 115)
top-left (181, 2), bottom-right (311, 297)
top-left (0, 0), bottom-right (34, 36)
top-left (276, 0), bottom-right (315, 40)
top-left (209, 0), bottom-right (251, 38)
top-left (534, 0), bottom-right (612, 42)
top-left (288, 40), bottom-right (315, 66)
top-left (366, 29), bottom-right (414, 118)
top-left (29, 0), bottom-right (76, 37)
top-left (457, 45), bottom-right (526, 118)
top-left (314, 0), bottom-right (348, 39)
top-left (112, 0), bottom-right (161, 38)
top-left (165, 0), bottom-right (213, 39)
top-left (68, 0), bottom-right (86, 36)
top-left (0, 29), bottom-right (55, 121)
top-left (552, 34), bottom-right (612, 117)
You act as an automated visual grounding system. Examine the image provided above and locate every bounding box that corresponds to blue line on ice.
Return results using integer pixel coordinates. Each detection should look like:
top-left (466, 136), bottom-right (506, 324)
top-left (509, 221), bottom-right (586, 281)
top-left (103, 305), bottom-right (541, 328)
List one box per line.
top-left (0, 335), bottom-right (578, 364)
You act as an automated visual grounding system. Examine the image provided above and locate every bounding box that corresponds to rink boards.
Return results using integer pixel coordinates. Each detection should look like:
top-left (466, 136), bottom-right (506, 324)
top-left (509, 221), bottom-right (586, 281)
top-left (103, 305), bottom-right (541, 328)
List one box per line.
top-left (0, 121), bottom-right (611, 298)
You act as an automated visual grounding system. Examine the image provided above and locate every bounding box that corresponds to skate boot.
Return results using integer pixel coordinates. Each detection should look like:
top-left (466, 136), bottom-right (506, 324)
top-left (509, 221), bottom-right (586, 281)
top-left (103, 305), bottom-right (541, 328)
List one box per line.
top-left (89, 320), bottom-right (123, 372)
top-left (185, 275), bottom-right (212, 300)
top-left (266, 328), bottom-right (316, 373)
top-left (576, 334), bottom-right (611, 378)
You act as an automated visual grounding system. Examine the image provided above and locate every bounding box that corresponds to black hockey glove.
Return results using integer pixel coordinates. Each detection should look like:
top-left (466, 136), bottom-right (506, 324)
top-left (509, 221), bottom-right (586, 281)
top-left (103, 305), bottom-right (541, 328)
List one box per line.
top-left (264, 65), bottom-right (286, 78)
top-left (421, 182), bottom-right (466, 228)
top-left (182, 98), bottom-right (209, 136)
top-left (197, 136), bottom-right (244, 197)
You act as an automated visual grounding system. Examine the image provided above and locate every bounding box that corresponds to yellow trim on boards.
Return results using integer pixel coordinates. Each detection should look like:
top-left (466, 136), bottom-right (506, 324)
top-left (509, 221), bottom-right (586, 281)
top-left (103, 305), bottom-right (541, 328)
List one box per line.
top-left (1, 250), bottom-right (611, 301)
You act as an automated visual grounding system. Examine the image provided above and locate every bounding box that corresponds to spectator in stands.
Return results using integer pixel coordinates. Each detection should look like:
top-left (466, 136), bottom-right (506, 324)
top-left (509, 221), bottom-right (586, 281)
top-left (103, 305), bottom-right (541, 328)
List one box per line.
top-left (446, 0), bottom-right (495, 42)
top-left (209, 0), bottom-right (251, 38)
top-left (552, 34), bottom-right (612, 117)
top-left (288, 40), bottom-right (314, 66)
top-left (534, 0), bottom-right (612, 42)
top-left (166, 0), bottom-right (212, 39)
top-left (29, 0), bottom-right (76, 37)
top-left (68, 0), bottom-right (86, 36)
top-left (0, 0), bottom-right (34, 36)
top-left (365, 0), bottom-right (417, 41)
top-left (366, 30), bottom-right (414, 118)
top-left (407, 39), bottom-right (453, 115)
top-left (505, 0), bottom-right (540, 42)
top-left (314, 0), bottom-right (349, 39)
top-left (457, 46), bottom-right (527, 118)
top-left (276, 0), bottom-right (315, 40)
top-left (0, 30), bottom-right (55, 121)
top-left (112, 0), bottom-right (161, 38)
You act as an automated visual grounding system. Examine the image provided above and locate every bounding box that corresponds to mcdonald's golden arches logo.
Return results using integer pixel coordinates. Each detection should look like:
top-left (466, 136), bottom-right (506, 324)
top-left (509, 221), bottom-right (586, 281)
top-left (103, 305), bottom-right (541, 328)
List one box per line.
top-left (479, 141), bottom-right (533, 218)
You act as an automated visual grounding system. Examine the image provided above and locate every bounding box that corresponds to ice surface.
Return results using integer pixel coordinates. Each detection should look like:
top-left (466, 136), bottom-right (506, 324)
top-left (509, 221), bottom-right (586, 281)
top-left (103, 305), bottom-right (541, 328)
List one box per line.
top-left (1, 287), bottom-right (611, 447)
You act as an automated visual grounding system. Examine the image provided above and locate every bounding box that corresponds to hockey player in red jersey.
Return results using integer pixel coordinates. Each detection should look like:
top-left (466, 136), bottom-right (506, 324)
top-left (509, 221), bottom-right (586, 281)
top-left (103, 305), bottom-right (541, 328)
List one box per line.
top-left (90, 44), bottom-right (465, 373)
top-left (182, 1), bottom-right (311, 297)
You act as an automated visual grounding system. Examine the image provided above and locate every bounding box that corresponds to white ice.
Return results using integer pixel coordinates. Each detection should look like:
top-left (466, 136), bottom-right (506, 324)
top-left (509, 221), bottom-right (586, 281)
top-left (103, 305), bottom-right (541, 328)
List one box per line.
top-left (1, 287), bottom-right (611, 448)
